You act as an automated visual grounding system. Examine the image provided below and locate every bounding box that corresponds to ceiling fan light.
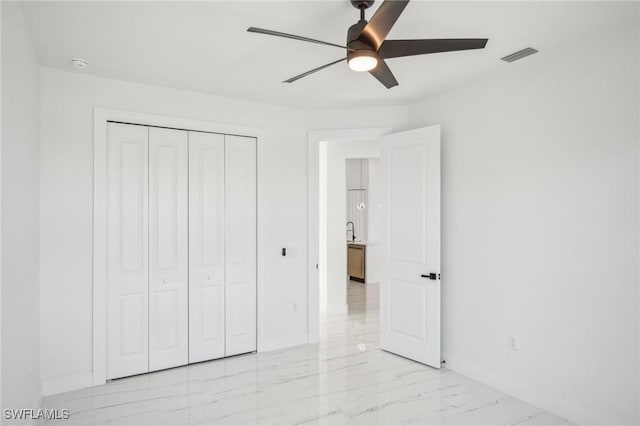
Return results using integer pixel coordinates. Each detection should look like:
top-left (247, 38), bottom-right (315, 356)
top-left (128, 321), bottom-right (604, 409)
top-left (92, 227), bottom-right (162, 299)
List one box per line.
top-left (348, 50), bottom-right (378, 72)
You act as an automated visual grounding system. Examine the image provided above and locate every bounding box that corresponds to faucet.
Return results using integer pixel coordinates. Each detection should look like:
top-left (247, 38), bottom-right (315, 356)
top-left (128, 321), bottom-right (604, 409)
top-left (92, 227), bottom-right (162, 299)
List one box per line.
top-left (346, 221), bottom-right (356, 242)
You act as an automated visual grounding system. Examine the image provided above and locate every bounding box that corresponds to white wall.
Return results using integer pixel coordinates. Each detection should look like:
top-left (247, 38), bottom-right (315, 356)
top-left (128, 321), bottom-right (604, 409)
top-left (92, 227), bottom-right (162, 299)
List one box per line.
top-left (366, 158), bottom-right (381, 284)
top-left (346, 158), bottom-right (368, 242)
top-left (318, 143), bottom-right (328, 313)
top-left (345, 159), bottom-right (365, 190)
top-left (38, 68), bottom-right (311, 393)
top-left (1, 1), bottom-right (42, 413)
top-left (309, 106), bottom-right (410, 132)
top-left (408, 25), bottom-right (639, 425)
top-left (1, 3), bottom-right (4, 411)
top-left (320, 140), bottom-right (379, 314)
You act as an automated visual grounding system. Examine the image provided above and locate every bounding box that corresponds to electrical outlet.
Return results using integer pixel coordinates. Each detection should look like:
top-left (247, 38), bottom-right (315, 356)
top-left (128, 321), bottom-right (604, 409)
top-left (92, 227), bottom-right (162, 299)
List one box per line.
top-left (292, 303), bottom-right (297, 312)
top-left (507, 335), bottom-right (518, 351)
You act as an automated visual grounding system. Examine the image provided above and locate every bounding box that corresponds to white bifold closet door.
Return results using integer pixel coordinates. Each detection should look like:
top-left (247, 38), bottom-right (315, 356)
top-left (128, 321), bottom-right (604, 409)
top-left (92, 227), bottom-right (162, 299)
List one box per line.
top-left (224, 135), bottom-right (257, 356)
top-left (189, 133), bottom-right (257, 361)
top-left (148, 127), bottom-right (189, 372)
top-left (106, 123), bottom-right (255, 378)
top-left (188, 131), bottom-right (226, 363)
top-left (106, 123), bottom-right (150, 380)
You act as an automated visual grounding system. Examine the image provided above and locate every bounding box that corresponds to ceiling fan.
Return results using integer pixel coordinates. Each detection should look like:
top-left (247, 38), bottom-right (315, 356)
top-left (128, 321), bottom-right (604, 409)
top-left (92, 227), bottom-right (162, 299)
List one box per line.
top-left (247, 0), bottom-right (488, 89)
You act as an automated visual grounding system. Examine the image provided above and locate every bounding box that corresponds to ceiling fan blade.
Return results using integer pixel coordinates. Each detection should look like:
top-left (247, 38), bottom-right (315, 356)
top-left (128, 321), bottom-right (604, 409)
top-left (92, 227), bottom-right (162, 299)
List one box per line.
top-left (283, 58), bottom-right (346, 83)
top-left (247, 27), bottom-right (350, 50)
top-left (358, 0), bottom-right (410, 50)
top-left (369, 59), bottom-right (398, 89)
top-left (379, 38), bottom-right (488, 59)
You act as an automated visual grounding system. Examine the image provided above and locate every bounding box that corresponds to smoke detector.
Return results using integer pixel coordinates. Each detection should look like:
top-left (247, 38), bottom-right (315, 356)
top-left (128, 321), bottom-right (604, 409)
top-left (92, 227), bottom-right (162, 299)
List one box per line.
top-left (71, 58), bottom-right (89, 70)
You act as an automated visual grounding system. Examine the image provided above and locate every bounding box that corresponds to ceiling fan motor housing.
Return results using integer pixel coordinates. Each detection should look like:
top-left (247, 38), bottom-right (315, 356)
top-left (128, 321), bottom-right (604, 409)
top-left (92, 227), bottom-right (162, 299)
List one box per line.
top-left (346, 11), bottom-right (378, 72)
top-left (347, 20), bottom-right (375, 51)
top-left (350, 0), bottom-right (375, 10)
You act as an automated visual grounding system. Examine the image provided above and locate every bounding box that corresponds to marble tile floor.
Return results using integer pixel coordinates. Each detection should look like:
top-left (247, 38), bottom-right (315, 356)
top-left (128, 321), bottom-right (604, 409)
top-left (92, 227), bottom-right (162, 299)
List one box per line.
top-left (347, 280), bottom-right (379, 313)
top-left (40, 282), bottom-right (571, 426)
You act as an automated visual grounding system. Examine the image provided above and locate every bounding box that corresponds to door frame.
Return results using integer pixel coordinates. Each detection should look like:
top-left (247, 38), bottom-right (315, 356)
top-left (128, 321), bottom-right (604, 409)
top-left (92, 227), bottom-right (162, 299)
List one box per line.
top-left (92, 108), bottom-right (266, 386)
top-left (306, 127), bottom-right (392, 344)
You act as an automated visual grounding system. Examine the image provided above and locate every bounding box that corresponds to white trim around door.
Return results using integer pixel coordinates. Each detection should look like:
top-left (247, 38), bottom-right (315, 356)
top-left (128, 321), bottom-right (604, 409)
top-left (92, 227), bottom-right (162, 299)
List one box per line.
top-left (306, 127), bottom-right (392, 344)
top-left (93, 108), bottom-right (266, 386)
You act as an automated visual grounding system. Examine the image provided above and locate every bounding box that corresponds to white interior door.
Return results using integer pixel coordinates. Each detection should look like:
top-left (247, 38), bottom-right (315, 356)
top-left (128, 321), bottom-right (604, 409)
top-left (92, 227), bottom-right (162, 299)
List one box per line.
top-left (106, 122), bottom-right (149, 379)
top-left (379, 125), bottom-right (441, 368)
top-left (148, 127), bottom-right (189, 371)
top-left (224, 135), bottom-right (257, 356)
top-left (188, 131), bottom-right (226, 363)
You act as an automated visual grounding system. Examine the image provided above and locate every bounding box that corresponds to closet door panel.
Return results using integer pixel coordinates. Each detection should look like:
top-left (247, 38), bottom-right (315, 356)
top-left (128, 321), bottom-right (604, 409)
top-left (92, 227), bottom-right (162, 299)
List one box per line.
top-left (148, 127), bottom-right (189, 371)
top-left (188, 131), bottom-right (226, 363)
top-left (225, 135), bottom-right (257, 356)
top-left (106, 122), bottom-right (149, 379)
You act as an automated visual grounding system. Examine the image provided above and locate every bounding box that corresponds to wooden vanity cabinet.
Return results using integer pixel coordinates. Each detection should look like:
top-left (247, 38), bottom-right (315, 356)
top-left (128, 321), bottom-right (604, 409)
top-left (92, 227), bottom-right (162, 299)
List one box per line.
top-left (347, 244), bottom-right (366, 281)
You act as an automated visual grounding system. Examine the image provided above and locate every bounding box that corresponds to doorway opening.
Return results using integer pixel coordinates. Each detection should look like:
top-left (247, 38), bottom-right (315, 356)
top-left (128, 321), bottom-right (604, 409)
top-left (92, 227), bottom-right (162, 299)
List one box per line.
top-left (317, 139), bottom-right (381, 346)
top-left (307, 125), bottom-right (442, 369)
top-left (306, 128), bottom-right (391, 345)
top-left (345, 158), bottom-right (380, 315)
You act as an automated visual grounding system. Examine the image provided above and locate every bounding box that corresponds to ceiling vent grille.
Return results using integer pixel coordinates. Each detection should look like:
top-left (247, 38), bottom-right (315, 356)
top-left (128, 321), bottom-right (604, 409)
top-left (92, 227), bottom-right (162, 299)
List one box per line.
top-left (501, 47), bottom-right (538, 63)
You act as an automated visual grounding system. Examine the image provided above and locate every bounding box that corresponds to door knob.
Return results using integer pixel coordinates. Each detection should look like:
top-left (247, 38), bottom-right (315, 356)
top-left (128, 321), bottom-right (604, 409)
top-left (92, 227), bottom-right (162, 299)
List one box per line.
top-left (421, 273), bottom-right (440, 280)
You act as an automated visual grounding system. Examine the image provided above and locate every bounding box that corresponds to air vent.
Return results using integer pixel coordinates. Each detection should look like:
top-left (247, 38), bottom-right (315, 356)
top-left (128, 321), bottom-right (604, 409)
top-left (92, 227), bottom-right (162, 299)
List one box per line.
top-left (501, 47), bottom-right (538, 63)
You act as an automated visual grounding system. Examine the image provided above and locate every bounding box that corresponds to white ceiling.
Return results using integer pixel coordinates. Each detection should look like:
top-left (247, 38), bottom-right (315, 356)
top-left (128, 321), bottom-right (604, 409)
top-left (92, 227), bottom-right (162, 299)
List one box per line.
top-left (19, 1), bottom-right (637, 109)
